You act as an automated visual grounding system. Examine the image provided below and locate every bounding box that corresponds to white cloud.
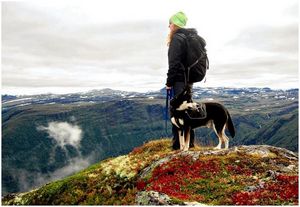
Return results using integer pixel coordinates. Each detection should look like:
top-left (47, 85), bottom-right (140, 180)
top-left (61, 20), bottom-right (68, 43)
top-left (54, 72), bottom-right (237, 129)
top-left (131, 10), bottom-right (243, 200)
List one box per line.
top-left (37, 122), bottom-right (82, 149)
top-left (30, 121), bottom-right (94, 192)
top-left (48, 157), bottom-right (91, 180)
top-left (13, 155), bottom-right (94, 193)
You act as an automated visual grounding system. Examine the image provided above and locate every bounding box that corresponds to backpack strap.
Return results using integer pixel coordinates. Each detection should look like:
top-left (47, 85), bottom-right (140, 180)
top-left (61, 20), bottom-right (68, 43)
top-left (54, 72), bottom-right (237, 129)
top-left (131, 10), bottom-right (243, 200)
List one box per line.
top-left (176, 33), bottom-right (190, 86)
top-left (176, 33), bottom-right (187, 42)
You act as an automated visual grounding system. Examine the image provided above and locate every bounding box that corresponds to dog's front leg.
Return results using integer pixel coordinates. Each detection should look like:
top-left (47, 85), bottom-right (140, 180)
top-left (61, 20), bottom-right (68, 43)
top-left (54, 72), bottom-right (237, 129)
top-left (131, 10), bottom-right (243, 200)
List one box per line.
top-left (178, 130), bottom-right (185, 150)
top-left (214, 137), bottom-right (222, 150)
top-left (183, 127), bottom-right (191, 151)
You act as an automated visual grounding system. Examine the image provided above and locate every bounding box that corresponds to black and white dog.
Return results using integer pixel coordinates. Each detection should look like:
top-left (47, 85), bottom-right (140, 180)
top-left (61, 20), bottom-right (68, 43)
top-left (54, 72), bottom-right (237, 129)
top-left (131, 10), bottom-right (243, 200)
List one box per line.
top-left (170, 86), bottom-right (235, 151)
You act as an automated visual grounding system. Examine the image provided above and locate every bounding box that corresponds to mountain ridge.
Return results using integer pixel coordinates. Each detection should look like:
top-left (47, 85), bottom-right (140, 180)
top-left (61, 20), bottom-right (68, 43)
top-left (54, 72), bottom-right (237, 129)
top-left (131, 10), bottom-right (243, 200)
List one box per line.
top-left (2, 87), bottom-right (298, 107)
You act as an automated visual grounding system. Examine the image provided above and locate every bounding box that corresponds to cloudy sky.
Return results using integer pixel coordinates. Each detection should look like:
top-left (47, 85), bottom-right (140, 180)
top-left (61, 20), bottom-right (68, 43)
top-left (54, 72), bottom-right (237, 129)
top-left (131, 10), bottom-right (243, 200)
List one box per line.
top-left (1, 0), bottom-right (298, 95)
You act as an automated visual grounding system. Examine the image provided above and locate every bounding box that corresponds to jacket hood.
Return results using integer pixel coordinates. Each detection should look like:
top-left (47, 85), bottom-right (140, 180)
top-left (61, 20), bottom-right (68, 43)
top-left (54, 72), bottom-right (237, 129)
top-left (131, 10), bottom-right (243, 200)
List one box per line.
top-left (176, 28), bottom-right (198, 35)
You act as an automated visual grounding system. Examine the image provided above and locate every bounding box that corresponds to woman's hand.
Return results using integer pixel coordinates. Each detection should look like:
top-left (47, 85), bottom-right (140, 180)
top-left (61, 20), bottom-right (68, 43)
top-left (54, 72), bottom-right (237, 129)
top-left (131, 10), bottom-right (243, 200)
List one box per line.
top-left (166, 85), bottom-right (172, 90)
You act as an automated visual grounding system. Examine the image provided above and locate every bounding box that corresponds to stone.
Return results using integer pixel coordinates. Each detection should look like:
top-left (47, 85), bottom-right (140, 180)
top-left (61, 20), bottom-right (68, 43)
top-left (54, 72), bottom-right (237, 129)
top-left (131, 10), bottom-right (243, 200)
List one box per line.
top-left (136, 191), bottom-right (174, 205)
top-left (282, 164), bottom-right (296, 173)
top-left (266, 170), bottom-right (278, 179)
top-left (244, 186), bottom-right (258, 192)
top-left (184, 201), bottom-right (207, 206)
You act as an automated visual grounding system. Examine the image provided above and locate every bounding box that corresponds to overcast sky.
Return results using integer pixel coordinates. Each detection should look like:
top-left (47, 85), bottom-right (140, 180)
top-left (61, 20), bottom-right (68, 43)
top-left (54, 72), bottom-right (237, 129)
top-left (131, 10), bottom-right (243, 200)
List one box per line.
top-left (1, 0), bottom-right (298, 95)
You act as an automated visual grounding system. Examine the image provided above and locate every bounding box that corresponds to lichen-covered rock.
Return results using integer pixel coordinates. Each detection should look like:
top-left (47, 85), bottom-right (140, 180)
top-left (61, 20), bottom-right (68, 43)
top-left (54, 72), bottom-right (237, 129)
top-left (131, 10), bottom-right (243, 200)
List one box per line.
top-left (2, 140), bottom-right (298, 205)
top-left (136, 190), bottom-right (206, 206)
top-left (139, 145), bottom-right (298, 181)
top-left (136, 191), bottom-right (174, 205)
top-left (136, 145), bottom-right (298, 205)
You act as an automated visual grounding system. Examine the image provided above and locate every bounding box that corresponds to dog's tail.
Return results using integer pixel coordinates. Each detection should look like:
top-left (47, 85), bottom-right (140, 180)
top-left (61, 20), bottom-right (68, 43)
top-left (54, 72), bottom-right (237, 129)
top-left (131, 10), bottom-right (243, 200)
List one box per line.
top-left (226, 112), bottom-right (235, 138)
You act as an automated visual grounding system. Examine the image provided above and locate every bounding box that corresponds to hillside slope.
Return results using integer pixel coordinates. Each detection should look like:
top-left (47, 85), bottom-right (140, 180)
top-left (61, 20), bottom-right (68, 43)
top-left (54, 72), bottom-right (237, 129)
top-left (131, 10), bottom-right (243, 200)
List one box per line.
top-left (2, 139), bottom-right (298, 205)
top-left (2, 100), bottom-right (165, 195)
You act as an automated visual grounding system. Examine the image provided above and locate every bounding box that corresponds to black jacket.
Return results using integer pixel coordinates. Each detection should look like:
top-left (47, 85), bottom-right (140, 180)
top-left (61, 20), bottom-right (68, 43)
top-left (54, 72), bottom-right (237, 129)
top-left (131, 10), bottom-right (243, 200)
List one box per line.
top-left (166, 28), bottom-right (197, 87)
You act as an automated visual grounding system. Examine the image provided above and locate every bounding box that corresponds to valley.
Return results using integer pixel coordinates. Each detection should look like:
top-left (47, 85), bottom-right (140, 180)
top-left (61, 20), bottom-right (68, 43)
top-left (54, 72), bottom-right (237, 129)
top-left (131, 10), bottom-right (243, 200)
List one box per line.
top-left (2, 87), bottom-right (298, 195)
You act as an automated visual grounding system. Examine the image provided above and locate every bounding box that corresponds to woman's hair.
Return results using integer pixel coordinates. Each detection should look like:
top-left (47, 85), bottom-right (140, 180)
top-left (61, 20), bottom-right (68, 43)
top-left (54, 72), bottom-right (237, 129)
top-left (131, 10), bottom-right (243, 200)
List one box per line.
top-left (167, 24), bottom-right (180, 46)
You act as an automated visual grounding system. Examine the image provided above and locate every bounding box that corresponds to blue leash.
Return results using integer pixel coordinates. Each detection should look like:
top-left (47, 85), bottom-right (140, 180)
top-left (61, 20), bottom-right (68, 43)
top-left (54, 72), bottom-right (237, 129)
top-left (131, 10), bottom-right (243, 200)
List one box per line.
top-left (165, 88), bottom-right (174, 136)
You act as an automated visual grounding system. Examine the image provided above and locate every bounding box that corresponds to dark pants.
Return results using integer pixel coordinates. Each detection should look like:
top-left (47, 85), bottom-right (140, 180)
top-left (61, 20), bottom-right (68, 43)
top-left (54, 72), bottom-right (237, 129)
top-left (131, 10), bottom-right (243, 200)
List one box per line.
top-left (171, 82), bottom-right (195, 150)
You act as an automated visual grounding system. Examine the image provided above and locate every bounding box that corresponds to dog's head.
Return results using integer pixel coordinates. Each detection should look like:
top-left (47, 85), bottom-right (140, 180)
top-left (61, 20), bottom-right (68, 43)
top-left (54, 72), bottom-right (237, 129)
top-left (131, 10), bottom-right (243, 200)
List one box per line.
top-left (170, 85), bottom-right (193, 110)
top-left (176, 101), bottom-right (199, 111)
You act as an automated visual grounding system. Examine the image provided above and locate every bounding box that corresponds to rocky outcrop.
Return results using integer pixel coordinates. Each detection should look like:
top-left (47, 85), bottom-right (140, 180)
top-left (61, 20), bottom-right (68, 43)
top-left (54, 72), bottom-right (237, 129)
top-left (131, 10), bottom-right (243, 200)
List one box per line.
top-left (2, 139), bottom-right (298, 205)
top-left (138, 145), bottom-right (297, 180)
top-left (135, 145), bottom-right (298, 205)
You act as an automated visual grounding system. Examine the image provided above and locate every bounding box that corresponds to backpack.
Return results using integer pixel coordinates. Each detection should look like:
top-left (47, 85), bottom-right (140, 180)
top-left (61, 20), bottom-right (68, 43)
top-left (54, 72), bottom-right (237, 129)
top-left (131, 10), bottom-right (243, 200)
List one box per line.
top-left (177, 30), bottom-right (209, 84)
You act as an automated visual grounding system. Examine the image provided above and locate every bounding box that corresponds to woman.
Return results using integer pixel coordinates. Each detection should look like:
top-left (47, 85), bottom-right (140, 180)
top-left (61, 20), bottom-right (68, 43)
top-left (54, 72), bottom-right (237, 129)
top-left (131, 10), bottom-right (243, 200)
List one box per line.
top-left (166, 11), bottom-right (195, 150)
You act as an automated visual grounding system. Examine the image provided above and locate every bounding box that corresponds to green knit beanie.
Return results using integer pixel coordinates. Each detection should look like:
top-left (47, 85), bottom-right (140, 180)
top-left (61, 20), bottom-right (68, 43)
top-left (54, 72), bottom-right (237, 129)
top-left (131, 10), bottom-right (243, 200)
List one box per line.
top-left (169, 11), bottom-right (188, 28)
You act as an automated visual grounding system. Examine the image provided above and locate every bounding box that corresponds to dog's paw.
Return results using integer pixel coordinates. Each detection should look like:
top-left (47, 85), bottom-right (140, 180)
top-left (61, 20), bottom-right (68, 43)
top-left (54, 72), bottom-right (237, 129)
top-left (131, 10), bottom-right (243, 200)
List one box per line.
top-left (183, 145), bottom-right (189, 151)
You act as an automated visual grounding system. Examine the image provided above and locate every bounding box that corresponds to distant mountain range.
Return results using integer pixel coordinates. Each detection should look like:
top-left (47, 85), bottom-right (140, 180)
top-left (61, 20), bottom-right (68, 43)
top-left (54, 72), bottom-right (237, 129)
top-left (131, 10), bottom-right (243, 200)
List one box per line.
top-left (2, 87), bottom-right (298, 108)
top-left (2, 87), bottom-right (298, 196)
